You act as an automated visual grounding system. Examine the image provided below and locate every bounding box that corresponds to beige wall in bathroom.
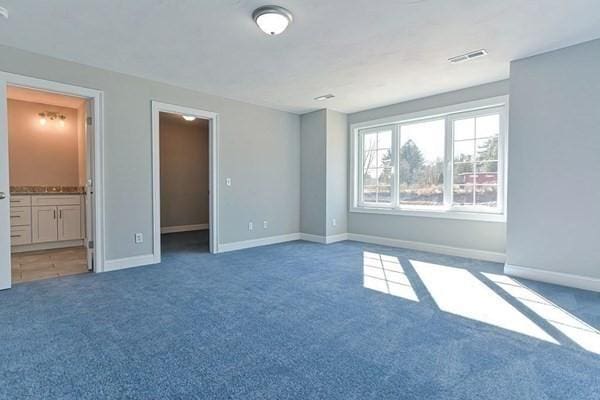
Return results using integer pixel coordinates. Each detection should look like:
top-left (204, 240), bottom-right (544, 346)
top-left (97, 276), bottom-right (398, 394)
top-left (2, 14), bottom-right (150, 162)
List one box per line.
top-left (159, 112), bottom-right (209, 229)
top-left (77, 102), bottom-right (87, 186)
top-left (8, 99), bottom-right (81, 187)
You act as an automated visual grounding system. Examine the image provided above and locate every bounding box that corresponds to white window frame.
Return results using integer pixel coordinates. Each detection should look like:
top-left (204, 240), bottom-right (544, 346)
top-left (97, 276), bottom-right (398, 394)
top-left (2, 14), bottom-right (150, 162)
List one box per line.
top-left (357, 124), bottom-right (397, 208)
top-left (350, 96), bottom-right (508, 222)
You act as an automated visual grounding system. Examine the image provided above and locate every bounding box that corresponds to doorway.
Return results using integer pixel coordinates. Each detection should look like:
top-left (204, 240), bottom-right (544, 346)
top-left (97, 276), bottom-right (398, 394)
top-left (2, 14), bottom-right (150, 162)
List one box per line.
top-left (151, 101), bottom-right (219, 260)
top-left (0, 73), bottom-right (105, 289)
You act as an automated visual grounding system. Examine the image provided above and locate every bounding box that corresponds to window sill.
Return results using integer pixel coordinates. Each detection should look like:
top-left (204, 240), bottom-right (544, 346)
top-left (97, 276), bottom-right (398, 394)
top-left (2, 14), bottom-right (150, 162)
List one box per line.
top-left (350, 205), bottom-right (506, 223)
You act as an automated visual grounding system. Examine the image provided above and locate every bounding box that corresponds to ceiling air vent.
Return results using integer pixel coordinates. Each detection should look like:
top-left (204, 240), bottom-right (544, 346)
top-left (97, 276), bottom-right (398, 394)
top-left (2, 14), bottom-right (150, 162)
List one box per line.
top-left (449, 49), bottom-right (488, 64)
top-left (314, 94), bottom-right (335, 101)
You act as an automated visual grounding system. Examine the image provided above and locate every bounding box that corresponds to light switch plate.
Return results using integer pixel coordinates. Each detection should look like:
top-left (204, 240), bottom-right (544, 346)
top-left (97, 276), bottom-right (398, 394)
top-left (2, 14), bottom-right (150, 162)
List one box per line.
top-left (135, 233), bottom-right (143, 243)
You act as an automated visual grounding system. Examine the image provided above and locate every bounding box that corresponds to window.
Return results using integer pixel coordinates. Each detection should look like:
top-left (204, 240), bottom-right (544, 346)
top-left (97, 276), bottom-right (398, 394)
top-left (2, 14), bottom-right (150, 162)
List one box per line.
top-left (361, 126), bottom-right (393, 205)
top-left (398, 119), bottom-right (445, 207)
top-left (352, 97), bottom-right (507, 221)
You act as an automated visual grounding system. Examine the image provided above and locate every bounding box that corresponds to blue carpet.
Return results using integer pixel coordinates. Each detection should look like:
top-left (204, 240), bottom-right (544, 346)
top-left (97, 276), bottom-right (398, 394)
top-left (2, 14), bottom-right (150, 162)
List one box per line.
top-left (1, 232), bottom-right (599, 399)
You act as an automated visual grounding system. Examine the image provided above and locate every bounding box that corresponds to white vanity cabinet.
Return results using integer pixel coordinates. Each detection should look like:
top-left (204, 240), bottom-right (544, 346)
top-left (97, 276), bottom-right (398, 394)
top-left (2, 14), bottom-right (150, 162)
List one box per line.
top-left (57, 205), bottom-right (82, 241)
top-left (31, 206), bottom-right (58, 243)
top-left (10, 194), bottom-right (85, 250)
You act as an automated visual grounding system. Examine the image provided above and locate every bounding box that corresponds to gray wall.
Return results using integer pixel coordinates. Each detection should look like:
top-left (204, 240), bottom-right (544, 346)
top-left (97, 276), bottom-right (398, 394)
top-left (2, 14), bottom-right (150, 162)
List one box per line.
top-left (325, 110), bottom-right (348, 236)
top-left (0, 45), bottom-right (300, 260)
top-left (300, 109), bottom-right (348, 238)
top-left (507, 39), bottom-right (600, 278)
top-left (300, 110), bottom-right (327, 236)
top-left (159, 113), bottom-right (209, 228)
top-left (348, 80), bottom-right (510, 254)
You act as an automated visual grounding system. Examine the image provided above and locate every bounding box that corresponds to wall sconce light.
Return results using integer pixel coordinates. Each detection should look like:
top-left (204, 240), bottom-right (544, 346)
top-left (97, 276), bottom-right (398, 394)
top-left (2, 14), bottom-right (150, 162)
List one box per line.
top-left (38, 111), bottom-right (67, 127)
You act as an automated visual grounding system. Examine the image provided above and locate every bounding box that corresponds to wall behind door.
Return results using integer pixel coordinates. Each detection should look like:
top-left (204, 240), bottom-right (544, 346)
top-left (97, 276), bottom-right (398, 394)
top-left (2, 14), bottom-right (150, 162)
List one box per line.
top-left (159, 112), bottom-right (209, 229)
top-left (8, 99), bottom-right (81, 187)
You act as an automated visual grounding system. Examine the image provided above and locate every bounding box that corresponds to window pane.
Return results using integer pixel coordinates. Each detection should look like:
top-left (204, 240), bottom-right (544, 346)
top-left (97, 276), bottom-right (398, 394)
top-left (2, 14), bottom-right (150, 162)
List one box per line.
top-left (378, 168), bottom-right (392, 186)
top-left (475, 185), bottom-right (498, 207)
top-left (398, 119), bottom-right (445, 206)
top-left (476, 137), bottom-right (498, 161)
top-left (453, 184), bottom-right (474, 206)
top-left (361, 127), bottom-right (393, 205)
top-left (364, 133), bottom-right (377, 152)
top-left (454, 118), bottom-right (475, 141)
top-left (476, 114), bottom-right (499, 138)
top-left (454, 162), bottom-right (474, 185)
top-left (475, 162), bottom-right (498, 185)
top-left (363, 151), bottom-right (377, 170)
top-left (378, 186), bottom-right (392, 203)
top-left (454, 140), bottom-right (474, 162)
top-left (377, 149), bottom-right (392, 169)
top-left (363, 186), bottom-right (377, 202)
top-left (364, 169), bottom-right (378, 186)
top-left (378, 130), bottom-right (392, 149)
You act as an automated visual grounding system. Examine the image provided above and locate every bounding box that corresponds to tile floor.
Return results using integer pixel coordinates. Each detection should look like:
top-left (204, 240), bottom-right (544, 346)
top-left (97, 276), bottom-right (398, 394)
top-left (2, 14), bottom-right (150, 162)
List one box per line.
top-left (11, 246), bottom-right (89, 283)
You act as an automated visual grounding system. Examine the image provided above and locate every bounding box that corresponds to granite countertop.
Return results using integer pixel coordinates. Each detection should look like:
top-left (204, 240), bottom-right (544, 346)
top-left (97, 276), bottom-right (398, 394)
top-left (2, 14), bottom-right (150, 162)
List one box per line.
top-left (10, 186), bottom-right (86, 195)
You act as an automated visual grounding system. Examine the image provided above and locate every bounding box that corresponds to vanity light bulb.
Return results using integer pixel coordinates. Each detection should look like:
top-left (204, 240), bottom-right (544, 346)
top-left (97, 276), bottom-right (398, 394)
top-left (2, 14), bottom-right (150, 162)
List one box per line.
top-left (59, 119), bottom-right (65, 128)
top-left (39, 117), bottom-right (47, 126)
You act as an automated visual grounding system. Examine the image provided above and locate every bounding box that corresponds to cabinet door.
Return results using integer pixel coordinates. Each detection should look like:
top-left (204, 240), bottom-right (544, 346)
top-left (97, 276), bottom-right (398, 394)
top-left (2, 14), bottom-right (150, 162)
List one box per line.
top-left (58, 205), bottom-right (82, 241)
top-left (32, 206), bottom-right (58, 243)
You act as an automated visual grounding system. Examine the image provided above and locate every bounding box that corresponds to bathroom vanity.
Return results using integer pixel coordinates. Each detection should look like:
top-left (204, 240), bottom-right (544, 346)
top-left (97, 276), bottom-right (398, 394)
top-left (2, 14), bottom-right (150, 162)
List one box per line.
top-left (10, 191), bottom-right (86, 253)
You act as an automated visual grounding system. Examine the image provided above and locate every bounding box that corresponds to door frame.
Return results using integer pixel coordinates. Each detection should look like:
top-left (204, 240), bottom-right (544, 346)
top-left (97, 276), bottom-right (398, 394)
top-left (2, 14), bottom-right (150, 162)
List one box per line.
top-left (151, 101), bottom-right (219, 259)
top-left (0, 71), bottom-right (105, 289)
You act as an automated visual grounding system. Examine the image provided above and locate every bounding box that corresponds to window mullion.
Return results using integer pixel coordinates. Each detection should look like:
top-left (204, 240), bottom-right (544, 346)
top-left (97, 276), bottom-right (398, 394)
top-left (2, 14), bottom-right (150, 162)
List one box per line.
top-left (444, 117), bottom-right (453, 209)
top-left (357, 131), bottom-right (364, 206)
top-left (392, 124), bottom-right (400, 208)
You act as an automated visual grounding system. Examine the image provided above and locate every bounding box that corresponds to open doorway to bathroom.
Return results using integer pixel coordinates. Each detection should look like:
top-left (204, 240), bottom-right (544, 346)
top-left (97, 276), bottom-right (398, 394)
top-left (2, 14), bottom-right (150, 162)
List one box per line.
top-left (6, 86), bottom-right (92, 283)
top-left (159, 111), bottom-right (210, 254)
top-left (151, 101), bottom-right (219, 260)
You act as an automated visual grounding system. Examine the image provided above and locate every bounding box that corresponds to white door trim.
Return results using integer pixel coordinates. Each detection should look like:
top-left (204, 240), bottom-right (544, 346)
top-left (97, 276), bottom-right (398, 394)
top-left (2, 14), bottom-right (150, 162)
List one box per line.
top-left (0, 71), bottom-right (106, 289)
top-left (151, 101), bottom-right (219, 261)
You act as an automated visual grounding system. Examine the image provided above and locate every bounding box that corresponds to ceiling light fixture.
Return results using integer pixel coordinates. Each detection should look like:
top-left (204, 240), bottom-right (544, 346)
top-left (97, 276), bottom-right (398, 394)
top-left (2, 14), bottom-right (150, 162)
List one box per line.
top-left (253, 5), bottom-right (293, 36)
top-left (449, 49), bottom-right (488, 64)
top-left (314, 94), bottom-right (335, 101)
top-left (182, 115), bottom-right (196, 121)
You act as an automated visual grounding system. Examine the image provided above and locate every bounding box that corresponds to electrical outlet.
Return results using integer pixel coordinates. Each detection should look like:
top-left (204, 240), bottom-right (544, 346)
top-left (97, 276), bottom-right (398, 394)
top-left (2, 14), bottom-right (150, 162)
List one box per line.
top-left (226, 178), bottom-right (232, 186)
top-left (263, 220), bottom-right (268, 229)
top-left (248, 222), bottom-right (254, 231)
top-left (134, 233), bottom-right (143, 244)
top-left (332, 218), bottom-right (337, 227)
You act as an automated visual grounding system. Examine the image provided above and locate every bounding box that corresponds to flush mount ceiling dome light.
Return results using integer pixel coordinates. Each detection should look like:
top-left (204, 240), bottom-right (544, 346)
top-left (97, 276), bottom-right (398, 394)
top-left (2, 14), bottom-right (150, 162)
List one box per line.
top-left (182, 115), bottom-right (196, 121)
top-left (253, 5), bottom-right (293, 35)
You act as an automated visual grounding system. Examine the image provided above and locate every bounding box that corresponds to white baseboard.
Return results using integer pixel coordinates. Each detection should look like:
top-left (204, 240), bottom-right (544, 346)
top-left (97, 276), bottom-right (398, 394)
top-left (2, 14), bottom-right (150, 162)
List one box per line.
top-left (504, 264), bottom-right (600, 293)
top-left (325, 233), bottom-right (349, 244)
top-left (161, 224), bottom-right (208, 234)
top-left (299, 233), bottom-right (326, 244)
top-left (219, 233), bottom-right (301, 253)
top-left (347, 233), bottom-right (506, 263)
top-left (11, 239), bottom-right (84, 253)
top-left (300, 233), bottom-right (349, 244)
top-left (103, 254), bottom-right (158, 273)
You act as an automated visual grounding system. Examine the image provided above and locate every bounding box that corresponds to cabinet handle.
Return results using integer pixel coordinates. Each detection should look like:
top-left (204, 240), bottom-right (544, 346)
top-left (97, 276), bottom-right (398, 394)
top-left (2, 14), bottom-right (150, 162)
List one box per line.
top-left (59, 210), bottom-right (62, 219)
top-left (53, 210), bottom-right (56, 219)
top-left (11, 235), bottom-right (21, 238)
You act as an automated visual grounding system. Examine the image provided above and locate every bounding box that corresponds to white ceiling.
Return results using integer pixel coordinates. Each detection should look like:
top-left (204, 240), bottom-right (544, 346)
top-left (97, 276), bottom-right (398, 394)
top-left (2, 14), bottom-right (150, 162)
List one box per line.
top-left (0, 0), bottom-right (599, 114)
